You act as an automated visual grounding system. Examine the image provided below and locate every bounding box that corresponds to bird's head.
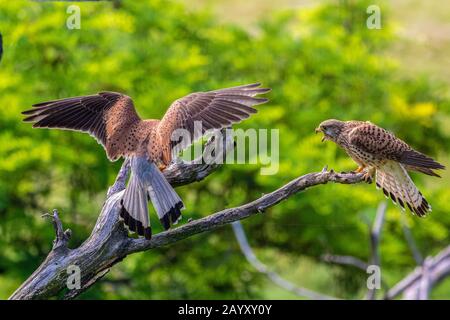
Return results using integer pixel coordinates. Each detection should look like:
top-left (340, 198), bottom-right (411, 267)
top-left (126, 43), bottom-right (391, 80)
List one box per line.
top-left (315, 119), bottom-right (345, 142)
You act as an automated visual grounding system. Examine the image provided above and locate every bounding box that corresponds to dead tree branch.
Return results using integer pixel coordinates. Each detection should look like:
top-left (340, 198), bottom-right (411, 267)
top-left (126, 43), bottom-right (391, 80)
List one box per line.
top-left (366, 201), bottom-right (387, 300)
top-left (321, 201), bottom-right (388, 299)
top-left (401, 216), bottom-right (423, 265)
top-left (9, 137), bottom-right (366, 300)
top-left (41, 209), bottom-right (72, 251)
top-left (232, 221), bottom-right (338, 300)
top-left (385, 245), bottom-right (450, 300)
top-left (321, 200), bottom-right (450, 300)
top-left (321, 254), bottom-right (369, 271)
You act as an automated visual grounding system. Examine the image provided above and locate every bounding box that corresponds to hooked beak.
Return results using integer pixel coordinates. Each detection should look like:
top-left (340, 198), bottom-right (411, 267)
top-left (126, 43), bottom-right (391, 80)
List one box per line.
top-left (315, 127), bottom-right (326, 142)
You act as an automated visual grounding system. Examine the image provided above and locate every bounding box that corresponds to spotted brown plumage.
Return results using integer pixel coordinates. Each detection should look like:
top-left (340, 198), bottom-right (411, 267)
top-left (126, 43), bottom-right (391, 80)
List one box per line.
top-left (23, 83), bottom-right (270, 239)
top-left (315, 119), bottom-right (445, 217)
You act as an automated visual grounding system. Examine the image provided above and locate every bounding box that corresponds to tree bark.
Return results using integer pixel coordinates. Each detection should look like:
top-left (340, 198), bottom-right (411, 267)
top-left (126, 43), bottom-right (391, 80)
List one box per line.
top-left (9, 151), bottom-right (365, 299)
top-left (385, 246), bottom-right (450, 300)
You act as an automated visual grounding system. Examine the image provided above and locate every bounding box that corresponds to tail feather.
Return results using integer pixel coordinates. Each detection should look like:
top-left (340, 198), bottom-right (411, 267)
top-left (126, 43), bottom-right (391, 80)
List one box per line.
top-left (399, 150), bottom-right (445, 170)
top-left (120, 157), bottom-right (185, 240)
top-left (146, 164), bottom-right (184, 229)
top-left (120, 172), bottom-right (152, 239)
top-left (404, 165), bottom-right (441, 177)
top-left (376, 161), bottom-right (431, 217)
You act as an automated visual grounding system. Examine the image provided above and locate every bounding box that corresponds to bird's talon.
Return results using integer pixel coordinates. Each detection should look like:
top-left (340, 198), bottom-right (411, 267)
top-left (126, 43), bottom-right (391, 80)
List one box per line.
top-left (363, 173), bottom-right (373, 184)
top-left (354, 166), bottom-right (365, 173)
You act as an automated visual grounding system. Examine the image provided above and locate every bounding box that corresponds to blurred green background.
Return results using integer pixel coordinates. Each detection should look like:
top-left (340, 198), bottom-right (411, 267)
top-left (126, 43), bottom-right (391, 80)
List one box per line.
top-left (0, 0), bottom-right (449, 299)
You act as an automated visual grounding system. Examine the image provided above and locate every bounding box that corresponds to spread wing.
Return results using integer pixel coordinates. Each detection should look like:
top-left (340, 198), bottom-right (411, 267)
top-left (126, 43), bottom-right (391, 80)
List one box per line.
top-left (156, 83), bottom-right (270, 163)
top-left (22, 92), bottom-right (142, 160)
top-left (349, 123), bottom-right (444, 174)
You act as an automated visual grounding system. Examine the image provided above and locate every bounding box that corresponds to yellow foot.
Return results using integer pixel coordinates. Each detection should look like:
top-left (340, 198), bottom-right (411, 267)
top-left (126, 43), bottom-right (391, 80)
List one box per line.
top-left (362, 168), bottom-right (375, 184)
top-left (354, 166), bottom-right (365, 173)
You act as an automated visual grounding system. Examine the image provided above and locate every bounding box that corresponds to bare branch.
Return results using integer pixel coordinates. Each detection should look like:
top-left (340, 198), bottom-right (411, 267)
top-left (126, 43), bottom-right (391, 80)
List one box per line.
top-left (106, 158), bottom-right (130, 198)
top-left (9, 161), bottom-right (365, 299)
top-left (321, 254), bottom-right (369, 271)
top-left (41, 209), bottom-right (72, 251)
top-left (232, 221), bottom-right (339, 300)
top-left (401, 216), bottom-right (423, 265)
top-left (163, 129), bottom-right (235, 188)
top-left (320, 202), bottom-right (388, 300)
top-left (418, 257), bottom-right (433, 300)
top-left (126, 169), bottom-right (365, 254)
top-left (366, 201), bottom-right (387, 300)
top-left (385, 246), bottom-right (450, 299)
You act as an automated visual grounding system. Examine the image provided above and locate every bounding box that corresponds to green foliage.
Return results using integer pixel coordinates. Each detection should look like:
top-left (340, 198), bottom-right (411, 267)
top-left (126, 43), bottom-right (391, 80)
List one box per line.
top-left (0, 0), bottom-right (449, 299)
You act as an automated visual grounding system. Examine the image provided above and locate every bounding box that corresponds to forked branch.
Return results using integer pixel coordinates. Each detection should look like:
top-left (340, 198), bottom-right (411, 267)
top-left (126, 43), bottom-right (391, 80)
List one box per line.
top-left (9, 147), bottom-right (365, 300)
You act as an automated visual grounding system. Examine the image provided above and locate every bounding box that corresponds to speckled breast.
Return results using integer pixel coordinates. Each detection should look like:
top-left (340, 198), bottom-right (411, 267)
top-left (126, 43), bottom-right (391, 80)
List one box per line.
top-left (346, 144), bottom-right (380, 167)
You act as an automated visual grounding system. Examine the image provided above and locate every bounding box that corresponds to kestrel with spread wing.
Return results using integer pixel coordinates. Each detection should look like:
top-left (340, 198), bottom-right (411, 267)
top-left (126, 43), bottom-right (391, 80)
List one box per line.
top-left (316, 119), bottom-right (445, 216)
top-left (23, 83), bottom-right (270, 239)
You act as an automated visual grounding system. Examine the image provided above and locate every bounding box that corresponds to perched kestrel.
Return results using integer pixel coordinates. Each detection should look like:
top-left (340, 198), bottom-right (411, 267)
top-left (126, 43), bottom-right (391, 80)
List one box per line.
top-left (315, 119), bottom-right (445, 216)
top-left (23, 83), bottom-right (270, 239)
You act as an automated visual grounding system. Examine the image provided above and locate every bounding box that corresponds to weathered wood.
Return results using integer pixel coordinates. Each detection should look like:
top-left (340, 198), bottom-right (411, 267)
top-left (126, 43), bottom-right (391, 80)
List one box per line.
top-left (232, 221), bottom-right (338, 300)
top-left (385, 246), bottom-right (450, 300)
top-left (9, 168), bottom-right (365, 299)
top-left (9, 132), bottom-right (366, 299)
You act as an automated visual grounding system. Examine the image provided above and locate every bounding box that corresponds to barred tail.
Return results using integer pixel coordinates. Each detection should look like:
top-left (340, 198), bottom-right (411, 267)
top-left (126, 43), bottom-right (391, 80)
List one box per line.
top-left (146, 164), bottom-right (184, 230)
top-left (120, 157), bottom-right (184, 240)
top-left (120, 173), bottom-right (152, 239)
top-left (376, 161), bottom-right (431, 217)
